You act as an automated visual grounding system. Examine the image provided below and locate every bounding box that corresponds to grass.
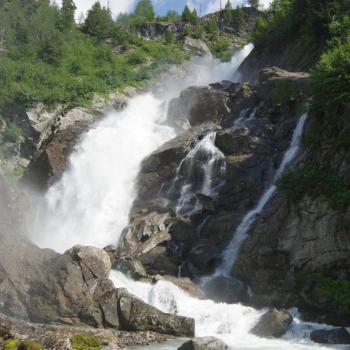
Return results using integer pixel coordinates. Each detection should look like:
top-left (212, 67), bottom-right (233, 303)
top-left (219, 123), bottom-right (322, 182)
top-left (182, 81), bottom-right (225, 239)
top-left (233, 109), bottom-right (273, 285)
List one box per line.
top-left (70, 334), bottom-right (102, 350)
top-left (3, 340), bottom-right (43, 350)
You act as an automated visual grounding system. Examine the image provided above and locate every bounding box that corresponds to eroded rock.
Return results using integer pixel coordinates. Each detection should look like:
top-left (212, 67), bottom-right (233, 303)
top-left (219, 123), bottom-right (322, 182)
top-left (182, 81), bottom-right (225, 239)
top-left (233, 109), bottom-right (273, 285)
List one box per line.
top-left (178, 337), bottom-right (229, 350)
top-left (310, 328), bottom-right (350, 345)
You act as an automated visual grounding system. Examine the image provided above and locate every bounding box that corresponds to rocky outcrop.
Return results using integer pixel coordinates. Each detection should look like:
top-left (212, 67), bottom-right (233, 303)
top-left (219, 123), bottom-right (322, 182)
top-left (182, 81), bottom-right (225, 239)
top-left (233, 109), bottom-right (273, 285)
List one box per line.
top-left (250, 309), bottom-right (293, 338)
top-left (183, 37), bottom-right (212, 57)
top-left (178, 337), bottom-right (229, 350)
top-left (0, 235), bottom-right (194, 336)
top-left (310, 328), bottom-right (350, 345)
top-left (117, 69), bottom-right (310, 287)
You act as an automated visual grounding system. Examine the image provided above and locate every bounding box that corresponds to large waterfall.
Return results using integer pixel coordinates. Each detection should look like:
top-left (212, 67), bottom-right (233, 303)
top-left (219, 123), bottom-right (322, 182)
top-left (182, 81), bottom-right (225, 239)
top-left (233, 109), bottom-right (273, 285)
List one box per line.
top-left (31, 45), bottom-right (344, 350)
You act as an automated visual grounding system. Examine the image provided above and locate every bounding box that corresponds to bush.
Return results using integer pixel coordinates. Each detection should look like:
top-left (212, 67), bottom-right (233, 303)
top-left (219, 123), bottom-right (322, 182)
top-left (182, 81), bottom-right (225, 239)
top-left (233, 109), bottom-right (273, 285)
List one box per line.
top-left (70, 334), bottom-right (102, 350)
top-left (4, 340), bottom-right (43, 350)
top-left (3, 123), bottom-right (22, 143)
top-left (276, 167), bottom-right (350, 211)
top-left (272, 79), bottom-right (302, 106)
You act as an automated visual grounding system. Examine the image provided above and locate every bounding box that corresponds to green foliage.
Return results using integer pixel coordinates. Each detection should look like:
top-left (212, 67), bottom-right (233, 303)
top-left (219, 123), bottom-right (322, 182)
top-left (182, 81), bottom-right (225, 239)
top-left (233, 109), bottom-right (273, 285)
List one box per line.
top-left (205, 18), bottom-right (218, 35)
top-left (134, 0), bottom-right (155, 21)
top-left (211, 37), bottom-right (231, 61)
top-left (60, 0), bottom-right (76, 30)
top-left (2, 123), bottom-right (22, 143)
top-left (276, 167), bottom-right (350, 211)
top-left (312, 33), bottom-right (350, 118)
top-left (248, 0), bottom-right (260, 8)
top-left (299, 273), bottom-right (350, 313)
top-left (82, 2), bottom-right (114, 40)
top-left (3, 339), bottom-right (43, 350)
top-left (225, 1), bottom-right (232, 10)
top-left (181, 5), bottom-right (198, 25)
top-left (70, 334), bottom-right (102, 350)
top-left (164, 30), bottom-right (174, 43)
top-left (127, 50), bottom-right (147, 65)
top-left (272, 80), bottom-right (302, 106)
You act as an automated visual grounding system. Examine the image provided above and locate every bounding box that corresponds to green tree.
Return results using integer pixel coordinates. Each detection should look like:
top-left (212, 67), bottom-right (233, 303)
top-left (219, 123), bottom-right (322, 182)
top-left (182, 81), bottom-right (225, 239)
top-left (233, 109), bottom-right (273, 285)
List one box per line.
top-left (61, 0), bottom-right (76, 29)
top-left (164, 29), bottom-right (173, 43)
top-left (82, 2), bottom-right (114, 40)
top-left (182, 5), bottom-right (192, 23)
top-left (165, 10), bottom-right (179, 22)
top-left (225, 0), bottom-right (232, 10)
top-left (190, 9), bottom-right (199, 25)
top-left (206, 18), bottom-right (218, 34)
top-left (248, 0), bottom-right (259, 8)
top-left (134, 0), bottom-right (155, 20)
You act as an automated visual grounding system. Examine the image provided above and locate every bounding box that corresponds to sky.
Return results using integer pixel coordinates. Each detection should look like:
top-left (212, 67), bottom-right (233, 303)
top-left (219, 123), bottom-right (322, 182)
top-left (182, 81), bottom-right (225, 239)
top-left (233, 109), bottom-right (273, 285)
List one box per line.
top-left (63, 0), bottom-right (273, 19)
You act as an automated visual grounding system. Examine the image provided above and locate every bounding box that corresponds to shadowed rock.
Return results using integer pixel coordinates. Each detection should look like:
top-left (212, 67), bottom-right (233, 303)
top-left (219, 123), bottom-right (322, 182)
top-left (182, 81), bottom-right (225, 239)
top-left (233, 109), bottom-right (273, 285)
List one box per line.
top-left (178, 337), bottom-right (229, 350)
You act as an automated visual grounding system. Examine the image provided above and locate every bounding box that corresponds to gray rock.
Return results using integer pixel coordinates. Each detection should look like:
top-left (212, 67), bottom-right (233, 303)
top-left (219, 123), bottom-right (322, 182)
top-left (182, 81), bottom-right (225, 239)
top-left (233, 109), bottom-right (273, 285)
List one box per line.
top-left (115, 257), bottom-right (148, 280)
top-left (178, 337), bottom-right (229, 350)
top-left (187, 239), bottom-right (219, 271)
top-left (311, 328), bottom-right (350, 345)
top-left (203, 275), bottom-right (249, 304)
top-left (183, 37), bottom-right (212, 57)
top-left (250, 308), bottom-right (293, 338)
top-left (116, 289), bottom-right (194, 337)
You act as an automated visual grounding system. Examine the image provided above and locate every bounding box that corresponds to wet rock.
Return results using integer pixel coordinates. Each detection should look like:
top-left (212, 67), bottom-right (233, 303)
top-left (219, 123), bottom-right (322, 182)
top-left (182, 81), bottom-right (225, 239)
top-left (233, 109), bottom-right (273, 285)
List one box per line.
top-left (167, 86), bottom-right (229, 129)
top-left (115, 257), bottom-right (148, 280)
top-left (196, 193), bottom-right (215, 212)
top-left (183, 37), bottom-right (212, 57)
top-left (203, 275), bottom-right (249, 304)
top-left (310, 328), bottom-right (350, 345)
top-left (116, 289), bottom-right (194, 337)
top-left (187, 239), bottom-right (219, 272)
top-left (250, 308), bottom-right (293, 338)
top-left (178, 337), bottom-right (229, 350)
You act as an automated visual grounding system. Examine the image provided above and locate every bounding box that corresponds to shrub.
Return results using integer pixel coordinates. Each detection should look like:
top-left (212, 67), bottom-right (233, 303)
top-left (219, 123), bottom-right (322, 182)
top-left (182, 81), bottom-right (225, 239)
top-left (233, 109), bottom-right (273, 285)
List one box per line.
top-left (3, 123), bottom-right (22, 143)
top-left (4, 339), bottom-right (43, 350)
top-left (276, 167), bottom-right (350, 211)
top-left (70, 334), bottom-right (102, 350)
top-left (272, 79), bottom-right (302, 106)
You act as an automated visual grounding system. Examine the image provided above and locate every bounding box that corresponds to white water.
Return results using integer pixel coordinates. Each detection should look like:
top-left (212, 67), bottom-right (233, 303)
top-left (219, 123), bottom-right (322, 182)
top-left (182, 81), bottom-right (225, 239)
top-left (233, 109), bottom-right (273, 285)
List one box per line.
top-left (219, 113), bottom-right (308, 275)
top-left (110, 270), bottom-right (343, 350)
top-left (32, 44), bottom-right (253, 253)
top-left (166, 131), bottom-right (226, 215)
top-left (30, 45), bottom-right (343, 350)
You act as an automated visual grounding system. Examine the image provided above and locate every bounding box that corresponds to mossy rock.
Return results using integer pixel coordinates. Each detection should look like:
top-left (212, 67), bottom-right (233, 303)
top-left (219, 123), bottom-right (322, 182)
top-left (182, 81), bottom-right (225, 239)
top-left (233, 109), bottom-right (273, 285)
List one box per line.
top-left (3, 339), bottom-right (43, 350)
top-left (70, 334), bottom-right (102, 350)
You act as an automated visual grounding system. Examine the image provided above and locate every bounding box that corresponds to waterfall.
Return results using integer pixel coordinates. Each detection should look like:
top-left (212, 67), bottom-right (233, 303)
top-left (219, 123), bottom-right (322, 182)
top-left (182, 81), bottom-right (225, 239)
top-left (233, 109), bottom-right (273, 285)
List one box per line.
top-left (219, 113), bottom-right (308, 275)
top-left (165, 131), bottom-right (226, 216)
top-left (32, 44), bottom-right (253, 253)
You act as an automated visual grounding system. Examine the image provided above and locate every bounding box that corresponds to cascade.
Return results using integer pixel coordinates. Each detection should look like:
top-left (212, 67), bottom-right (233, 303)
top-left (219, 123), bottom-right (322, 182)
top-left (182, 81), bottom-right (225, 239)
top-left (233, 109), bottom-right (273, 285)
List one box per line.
top-left (219, 112), bottom-right (308, 275)
top-left (32, 43), bottom-right (344, 350)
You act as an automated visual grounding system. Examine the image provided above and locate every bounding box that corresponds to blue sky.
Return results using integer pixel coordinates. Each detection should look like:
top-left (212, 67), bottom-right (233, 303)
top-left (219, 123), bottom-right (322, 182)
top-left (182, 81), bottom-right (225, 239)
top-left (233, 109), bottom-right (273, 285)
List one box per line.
top-left (68, 0), bottom-right (272, 19)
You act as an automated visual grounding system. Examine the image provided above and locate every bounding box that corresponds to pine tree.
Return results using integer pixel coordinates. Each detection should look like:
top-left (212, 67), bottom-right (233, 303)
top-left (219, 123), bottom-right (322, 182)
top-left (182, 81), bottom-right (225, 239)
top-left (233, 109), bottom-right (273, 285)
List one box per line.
top-left (61, 0), bottom-right (76, 29)
top-left (182, 5), bottom-right (192, 23)
top-left (82, 2), bottom-right (114, 40)
top-left (134, 0), bottom-right (155, 20)
top-left (225, 0), bottom-right (232, 10)
top-left (248, 0), bottom-right (260, 9)
top-left (190, 9), bottom-right (199, 25)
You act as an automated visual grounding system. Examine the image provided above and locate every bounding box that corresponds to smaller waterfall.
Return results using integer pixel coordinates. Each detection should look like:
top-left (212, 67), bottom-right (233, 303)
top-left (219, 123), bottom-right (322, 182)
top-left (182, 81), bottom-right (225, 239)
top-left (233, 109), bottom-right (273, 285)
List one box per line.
top-left (165, 132), bottom-right (226, 216)
top-left (219, 113), bottom-right (308, 275)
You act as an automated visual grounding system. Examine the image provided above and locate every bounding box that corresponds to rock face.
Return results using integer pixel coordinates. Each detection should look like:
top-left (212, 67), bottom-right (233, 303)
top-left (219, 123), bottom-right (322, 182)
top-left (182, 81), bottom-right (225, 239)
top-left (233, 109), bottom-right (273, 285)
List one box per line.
top-left (178, 337), bottom-right (229, 350)
top-left (0, 233), bottom-right (194, 336)
top-left (250, 309), bottom-right (293, 338)
top-left (310, 328), bottom-right (350, 345)
top-left (117, 69), bottom-right (310, 292)
top-left (183, 37), bottom-right (212, 57)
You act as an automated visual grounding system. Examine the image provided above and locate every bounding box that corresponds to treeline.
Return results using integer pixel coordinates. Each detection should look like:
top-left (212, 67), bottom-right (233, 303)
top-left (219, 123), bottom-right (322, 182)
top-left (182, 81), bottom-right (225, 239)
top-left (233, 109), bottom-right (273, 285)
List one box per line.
top-left (0, 0), bottom-right (188, 110)
top-left (252, 0), bottom-right (350, 119)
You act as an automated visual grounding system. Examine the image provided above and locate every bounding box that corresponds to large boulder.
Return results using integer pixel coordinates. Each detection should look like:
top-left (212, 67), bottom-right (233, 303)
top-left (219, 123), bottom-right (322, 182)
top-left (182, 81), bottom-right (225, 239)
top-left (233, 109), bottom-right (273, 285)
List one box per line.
top-left (310, 328), bottom-right (350, 345)
top-left (116, 288), bottom-right (194, 337)
top-left (250, 308), bottom-right (293, 338)
top-left (183, 37), bottom-right (212, 57)
top-left (178, 337), bottom-right (229, 350)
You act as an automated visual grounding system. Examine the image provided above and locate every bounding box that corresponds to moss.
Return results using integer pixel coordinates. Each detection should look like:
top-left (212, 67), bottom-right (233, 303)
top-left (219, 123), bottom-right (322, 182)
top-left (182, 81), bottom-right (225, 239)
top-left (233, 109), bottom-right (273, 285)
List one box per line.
top-left (70, 334), bottom-right (102, 350)
top-left (3, 340), bottom-right (43, 350)
top-left (299, 273), bottom-right (350, 313)
top-left (276, 167), bottom-right (350, 212)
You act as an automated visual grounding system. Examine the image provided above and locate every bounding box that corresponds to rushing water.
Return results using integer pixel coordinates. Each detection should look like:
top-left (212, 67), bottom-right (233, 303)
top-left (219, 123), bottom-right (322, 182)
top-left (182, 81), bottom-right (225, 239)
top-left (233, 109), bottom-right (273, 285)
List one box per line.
top-left (30, 45), bottom-right (344, 350)
top-left (32, 44), bottom-right (253, 252)
top-left (219, 112), bottom-right (308, 275)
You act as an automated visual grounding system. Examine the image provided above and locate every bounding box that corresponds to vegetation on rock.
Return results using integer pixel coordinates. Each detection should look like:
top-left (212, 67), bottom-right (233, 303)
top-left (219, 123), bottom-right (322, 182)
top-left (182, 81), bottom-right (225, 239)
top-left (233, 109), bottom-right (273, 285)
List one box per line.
top-left (70, 334), bottom-right (102, 350)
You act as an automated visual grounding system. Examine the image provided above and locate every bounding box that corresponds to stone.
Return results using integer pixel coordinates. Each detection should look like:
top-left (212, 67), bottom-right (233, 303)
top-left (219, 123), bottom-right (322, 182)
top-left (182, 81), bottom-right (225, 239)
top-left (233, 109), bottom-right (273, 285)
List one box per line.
top-left (203, 275), bottom-right (249, 304)
top-left (183, 37), bottom-right (212, 56)
top-left (114, 258), bottom-right (148, 280)
top-left (116, 289), bottom-right (195, 337)
top-left (310, 328), bottom-right (350, 345)
top-left (250, 308), bottom-right (293, 338)
top-left (187, 239), bottom-right (219, 271)
top-left (178, 337), bottom-right (229, 350)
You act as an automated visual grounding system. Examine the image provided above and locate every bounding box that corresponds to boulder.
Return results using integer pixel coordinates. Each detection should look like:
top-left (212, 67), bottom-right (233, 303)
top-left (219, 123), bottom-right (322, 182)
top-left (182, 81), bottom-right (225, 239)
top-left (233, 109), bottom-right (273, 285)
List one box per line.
top-left (250, 308), bottom-right (293, 338)
top-left (183, 37), bottom-right (212, 57)
top-left (167, 86), bottom-right (229, 129)
top-left (114, 257), bottom-right (148, 280)
top-left (310, 328), bottom-right (350, 345)
top-left (187, 239), bottom-right (219, 272)
top-left (203, 275), bottom-right (249, 304)
top-left (116, 289), bottom-right (194, 337)
top-left (178, 337), bottom-right (229, 350)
